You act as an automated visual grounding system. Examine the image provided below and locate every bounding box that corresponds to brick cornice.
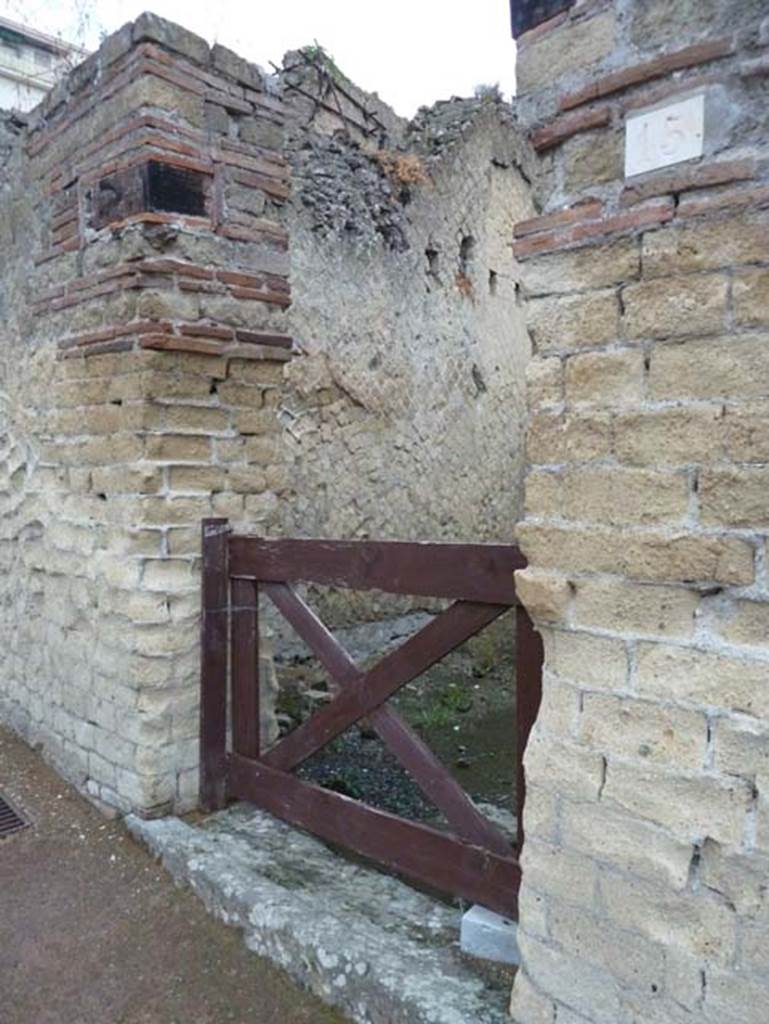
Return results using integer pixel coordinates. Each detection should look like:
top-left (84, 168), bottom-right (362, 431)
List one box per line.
top-left (57, 319), bottom-right (294, 360)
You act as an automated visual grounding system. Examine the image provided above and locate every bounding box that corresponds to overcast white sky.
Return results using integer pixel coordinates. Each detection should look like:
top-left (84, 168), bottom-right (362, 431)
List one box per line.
top-left (1, 0), bottom-right (517, 116)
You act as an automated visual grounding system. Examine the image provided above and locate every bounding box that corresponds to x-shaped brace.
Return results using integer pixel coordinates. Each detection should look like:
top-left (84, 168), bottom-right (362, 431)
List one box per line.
top-left (260, 582), bottom-right (512, 856)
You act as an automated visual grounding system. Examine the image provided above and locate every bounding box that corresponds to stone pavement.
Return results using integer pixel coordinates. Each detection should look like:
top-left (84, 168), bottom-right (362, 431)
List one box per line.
top-left (0, 726), bottom-right (345, 1024)
top-left (128, 803), bottom-right (514, 1024)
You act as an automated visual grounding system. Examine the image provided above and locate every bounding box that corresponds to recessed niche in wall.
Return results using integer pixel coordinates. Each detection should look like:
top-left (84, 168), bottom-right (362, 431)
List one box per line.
top-left (459, 235), bottom-right (475, 275)
top-left (146, 161), bottom-right (208, 216)
top-left (90, 160), bottom-right (211, 229)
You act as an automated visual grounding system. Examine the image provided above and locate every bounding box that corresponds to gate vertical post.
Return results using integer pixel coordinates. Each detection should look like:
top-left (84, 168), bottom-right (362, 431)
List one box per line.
top-left (515, 603), bottom-right (543, 851)
top-left (231, 577), bottom-right (260, 761)
top-left (200, 517), bottom-right (230, 811)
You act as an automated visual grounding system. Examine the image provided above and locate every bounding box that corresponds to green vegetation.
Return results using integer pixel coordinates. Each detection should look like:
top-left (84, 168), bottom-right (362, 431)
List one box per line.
top-left (407, 679), bottom-right (475, 734)
top-left (299, 40), bottom-right (350, 85)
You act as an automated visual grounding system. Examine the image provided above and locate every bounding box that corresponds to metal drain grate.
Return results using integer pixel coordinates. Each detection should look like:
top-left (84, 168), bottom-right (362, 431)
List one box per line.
top-left (0, 793), bottom-right (28, 837)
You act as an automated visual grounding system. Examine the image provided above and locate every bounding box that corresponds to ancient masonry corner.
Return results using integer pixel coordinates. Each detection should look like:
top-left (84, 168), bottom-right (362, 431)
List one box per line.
top-left (1, 20), bottom-right (539, 1012)
top-left (510, 2), bottom-right (769, 1023)
top-left (0, 12), bottom-right (536, 822)
top-left (0, 13), bottom-right (294, 817)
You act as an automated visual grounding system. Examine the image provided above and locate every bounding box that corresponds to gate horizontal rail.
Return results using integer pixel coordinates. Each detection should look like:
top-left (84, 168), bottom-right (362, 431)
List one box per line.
top-left (199, 518), bottom-right (543, 920)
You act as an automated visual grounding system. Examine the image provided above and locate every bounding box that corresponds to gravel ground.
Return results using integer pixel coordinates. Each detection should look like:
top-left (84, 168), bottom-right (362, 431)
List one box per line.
top-left (0, 725), bottom-right (346, 1024)
top-left (299, 730), bottom-right (435, 819)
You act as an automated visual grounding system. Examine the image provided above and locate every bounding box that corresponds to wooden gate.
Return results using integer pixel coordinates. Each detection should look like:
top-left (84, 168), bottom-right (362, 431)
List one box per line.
top-left (199, 518), bottom-right (543, 919)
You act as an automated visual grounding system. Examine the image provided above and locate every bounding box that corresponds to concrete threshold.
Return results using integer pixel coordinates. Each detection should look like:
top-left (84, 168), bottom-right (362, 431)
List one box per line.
top-left (127, 803), bottom-right (513, 1024)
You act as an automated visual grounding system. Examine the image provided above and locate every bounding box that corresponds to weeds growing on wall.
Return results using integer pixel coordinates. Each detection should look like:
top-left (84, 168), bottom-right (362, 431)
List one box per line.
top-left (298, 40), bottom-right (351, 87)
top-left (374, 150), bottom-right (431, 191)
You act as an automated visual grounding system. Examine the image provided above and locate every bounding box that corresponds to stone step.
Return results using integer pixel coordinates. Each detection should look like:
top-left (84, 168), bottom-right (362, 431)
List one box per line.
top-left (127, 803), bottom-right (513, 1024)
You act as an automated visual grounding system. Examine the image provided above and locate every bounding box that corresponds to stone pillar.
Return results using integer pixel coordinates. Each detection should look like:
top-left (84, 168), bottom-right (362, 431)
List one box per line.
top-left (0, 15), bottom-right (292, 816)
top-left (510, 2), bottom-right (769, 1021)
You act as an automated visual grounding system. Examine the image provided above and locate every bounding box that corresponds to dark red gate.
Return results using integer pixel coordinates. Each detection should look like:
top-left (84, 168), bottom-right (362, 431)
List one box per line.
top-left (199, 518), bottom-right (543, 919)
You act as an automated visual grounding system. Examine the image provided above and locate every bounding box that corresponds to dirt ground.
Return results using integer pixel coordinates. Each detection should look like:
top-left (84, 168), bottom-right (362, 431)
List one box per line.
top-left (0, 726), bottom-right (346, 1024)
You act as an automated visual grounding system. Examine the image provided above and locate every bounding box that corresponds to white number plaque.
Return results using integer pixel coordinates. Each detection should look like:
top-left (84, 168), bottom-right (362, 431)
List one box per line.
top-left (625, 92), bottom-right (705, 178)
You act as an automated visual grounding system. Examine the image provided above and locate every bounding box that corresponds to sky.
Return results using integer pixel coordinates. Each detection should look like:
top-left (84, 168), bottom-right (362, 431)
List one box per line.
top-left (0, 0), bottom-right (517, 116)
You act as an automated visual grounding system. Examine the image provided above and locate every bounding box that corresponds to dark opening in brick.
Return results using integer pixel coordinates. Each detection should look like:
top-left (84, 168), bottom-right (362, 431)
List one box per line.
top-left (146, 161), bottom-right (207, 217)
top-left (91, 161), bottom-right (210, 229)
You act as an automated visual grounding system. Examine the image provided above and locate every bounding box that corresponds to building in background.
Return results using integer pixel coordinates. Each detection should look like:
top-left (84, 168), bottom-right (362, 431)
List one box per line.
top-left (0, 15), bottom-right (84, 112)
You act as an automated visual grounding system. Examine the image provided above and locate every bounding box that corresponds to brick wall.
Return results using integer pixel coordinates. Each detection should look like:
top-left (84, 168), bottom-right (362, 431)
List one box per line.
top-left (511, 2), bottom-right (769, 1022)
top-left (0, 14), bottom-right (292, 815)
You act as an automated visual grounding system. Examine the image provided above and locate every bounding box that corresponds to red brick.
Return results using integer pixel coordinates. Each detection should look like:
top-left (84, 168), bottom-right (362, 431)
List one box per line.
top-left (571, 201), bottom-right (674, 242)
top-left (620, 159), bottom-right (755, 206)
top-left (60, 339), bottom-right (134, 359)
top-left (513, 230), bottom-right (561, 260)
top-left (677, 184), bottom-right (769, 219)
top-left (136, 58), bottom-right (206, 98)
top-left (105, 211), bottom-right (210, 232)
top-left (58, 326), bottom-right (122, 351)
top-left (179, 323), bottom-right (235, 341)
top-left (235, 329), bottom-right (293, 349)
top-left (34, 237), bottom-right (80, 265)
top-left (141, 41), bottom-right (243, 97)
top-left (219, 223), bottom-right (288, 247)
top-left (560, 38), bottom-right (735, 111)
top-left (68, 265), bottom-right (132, 291)
top-left (622, 73), bottom-right (721, 113)
top-left (515, 200), bottom-right (604, 239)
top-left (514, 201), bottom-right (674, 259)
top-left (51, 209), bottom-right (79, 232)
top-left (135, 141), bottom-right (213, 177)
top-left (531, 107), bottom-right (611, 152)
top-left (51, 276), bottom-right (137, 311)
top-left (139, 334), bottom-right (225, 356)
top-left (230, 287), bottom-right (291, 307)
top-left (218, 269), bottom-right (266, 289)
top-left (80, 145), bottom-right (212, 187)
top-left (177, 280), bottom-right (224, 295)
top-left (52, 224), bottom-right (79, 246)
top-left (142, 133), bottom-right (213, 168)
top-left (232, 169), bottom-right (291, 200)
top-left (264, 274), bottom-right (290, 294)
top-left (59, 321), bottom-right (172, 350)
top-left (134, 259), bottom-right (215, 279)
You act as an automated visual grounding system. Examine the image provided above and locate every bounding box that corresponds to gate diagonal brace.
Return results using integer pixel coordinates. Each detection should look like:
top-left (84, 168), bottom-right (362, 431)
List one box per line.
top-left (261, 582), bottom-right (512, 857)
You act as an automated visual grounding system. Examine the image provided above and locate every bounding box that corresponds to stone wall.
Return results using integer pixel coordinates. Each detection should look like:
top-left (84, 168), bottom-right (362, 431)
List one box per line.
top-left (511, 2), bottom-right (769, 1022)
top-left (279, 56), bottom-right (534, 548)
top-left (0, 14), bottom-right (293, 816)
top-left (0, 17), bottom-right (535, 816)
